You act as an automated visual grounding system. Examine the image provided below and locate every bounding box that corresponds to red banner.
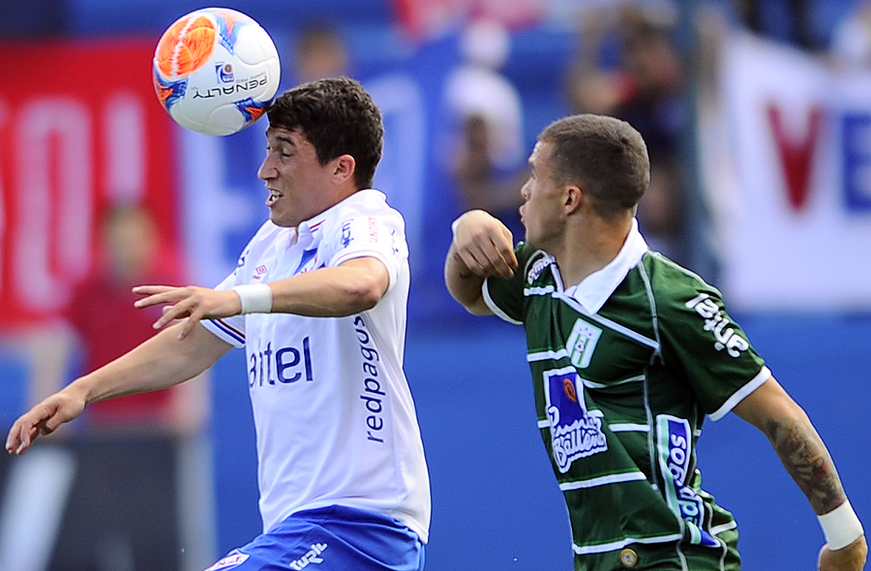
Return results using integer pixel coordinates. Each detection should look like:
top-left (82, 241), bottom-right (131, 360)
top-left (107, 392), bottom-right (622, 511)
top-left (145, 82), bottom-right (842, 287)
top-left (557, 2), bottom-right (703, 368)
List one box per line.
top-left (0, 40), bottom-right (181, 329)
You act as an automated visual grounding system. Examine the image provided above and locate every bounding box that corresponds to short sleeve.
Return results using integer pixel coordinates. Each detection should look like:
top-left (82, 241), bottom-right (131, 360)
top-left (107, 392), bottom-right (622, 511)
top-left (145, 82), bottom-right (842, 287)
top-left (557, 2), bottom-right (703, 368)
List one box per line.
top-left (328, 212), bottom-right (407, 291)
top-left (199, 244), bottom-right (252, 348)
top-left (482, 243), bottom-right (540, 325)
top-left (658, 285), bottom-right (769, 420)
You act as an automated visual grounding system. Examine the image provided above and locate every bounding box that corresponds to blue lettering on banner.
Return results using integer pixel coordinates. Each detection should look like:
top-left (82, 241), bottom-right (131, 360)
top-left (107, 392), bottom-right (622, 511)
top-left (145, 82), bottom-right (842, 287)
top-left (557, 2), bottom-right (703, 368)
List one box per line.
top-left (248, 338), bottom-right (313, 387)
top-left (355, 315), bottom-right (386, 443)
top-left (842, 113), bottom-right (871, 212)
top-left (656, 415), bottom-right (719, 547)
top-left (543, 368), bottom-right (607, 473)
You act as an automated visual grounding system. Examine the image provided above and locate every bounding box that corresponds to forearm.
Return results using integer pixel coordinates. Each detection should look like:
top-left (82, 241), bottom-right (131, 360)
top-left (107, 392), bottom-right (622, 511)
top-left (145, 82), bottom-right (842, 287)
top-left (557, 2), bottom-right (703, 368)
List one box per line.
top-left (444, 242), bottom-right (489, 315)
top-left (269, 260), bottom-right (385, 317)
top-left (762, 413), bottom-right (846, 515)
top-left (73, 323), bottom-right (226, 404)
top-left (734, 377), bottom-right (864, 555)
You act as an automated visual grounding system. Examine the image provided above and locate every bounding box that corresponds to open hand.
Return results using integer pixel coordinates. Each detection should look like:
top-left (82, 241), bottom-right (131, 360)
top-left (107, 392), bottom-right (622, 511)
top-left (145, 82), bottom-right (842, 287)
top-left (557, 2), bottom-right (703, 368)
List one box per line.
top-left (134, 285), bottom-right (241, 340)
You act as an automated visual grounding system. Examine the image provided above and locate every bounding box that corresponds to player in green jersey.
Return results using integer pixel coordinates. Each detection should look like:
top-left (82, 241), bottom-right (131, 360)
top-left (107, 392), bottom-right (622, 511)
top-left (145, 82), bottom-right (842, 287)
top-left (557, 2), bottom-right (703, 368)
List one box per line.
top-left (444, 113), bottom-right (866, 570)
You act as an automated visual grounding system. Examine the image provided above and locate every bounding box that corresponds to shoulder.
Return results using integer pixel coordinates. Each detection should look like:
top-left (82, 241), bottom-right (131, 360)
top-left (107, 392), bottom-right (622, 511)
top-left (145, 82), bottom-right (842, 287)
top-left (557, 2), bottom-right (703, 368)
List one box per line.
top-left (324, 190), bottom-right (405, 235)
top-left (515, 243), bottom-right (555, 286)
top-left (636, 251), bottom-right (721, 311)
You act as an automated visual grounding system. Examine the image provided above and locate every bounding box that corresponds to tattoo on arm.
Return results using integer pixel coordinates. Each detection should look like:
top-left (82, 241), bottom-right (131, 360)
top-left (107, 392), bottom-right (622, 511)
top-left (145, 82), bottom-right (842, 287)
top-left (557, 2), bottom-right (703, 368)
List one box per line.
top-left (764, 417), bottom-right (846, 514)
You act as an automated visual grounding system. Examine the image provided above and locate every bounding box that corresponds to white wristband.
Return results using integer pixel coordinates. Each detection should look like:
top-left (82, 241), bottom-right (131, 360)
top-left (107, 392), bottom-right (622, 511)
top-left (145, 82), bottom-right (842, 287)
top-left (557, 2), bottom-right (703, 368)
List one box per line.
top-left (232, 284), bottom-right (273, 314)
top-left (818, 500), bottom-right (864, 550)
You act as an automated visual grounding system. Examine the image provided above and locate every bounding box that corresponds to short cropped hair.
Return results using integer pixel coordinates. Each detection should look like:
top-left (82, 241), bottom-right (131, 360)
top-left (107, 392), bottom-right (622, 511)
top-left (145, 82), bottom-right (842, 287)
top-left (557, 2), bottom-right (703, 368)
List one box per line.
top-left (266, 77), bottom-right (384, 189)
top-left (539, 114), bottom-right (650, 219)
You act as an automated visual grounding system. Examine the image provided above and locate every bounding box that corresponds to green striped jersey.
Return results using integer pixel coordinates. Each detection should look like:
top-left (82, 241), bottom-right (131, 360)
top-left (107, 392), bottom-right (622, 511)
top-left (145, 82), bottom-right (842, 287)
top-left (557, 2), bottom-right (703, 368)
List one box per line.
top-left (483, 236), bottom-right (769, 570)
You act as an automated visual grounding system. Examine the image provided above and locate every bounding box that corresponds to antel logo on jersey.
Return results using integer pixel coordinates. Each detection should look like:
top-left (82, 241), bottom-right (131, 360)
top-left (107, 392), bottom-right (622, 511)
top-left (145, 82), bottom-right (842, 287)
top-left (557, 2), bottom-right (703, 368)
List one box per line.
top-left (204, 550), bottom-right (249, 571)
top-left (684, 293), bottom-right (750, 358)
top-left (249, 338), bottom-right (314, 387)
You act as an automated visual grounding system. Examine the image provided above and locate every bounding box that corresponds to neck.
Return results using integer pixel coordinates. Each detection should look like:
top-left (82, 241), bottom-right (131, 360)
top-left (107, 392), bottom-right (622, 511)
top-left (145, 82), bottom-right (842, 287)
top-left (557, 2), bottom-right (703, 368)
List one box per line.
top-left (553, 216), bottom-right (633, 288)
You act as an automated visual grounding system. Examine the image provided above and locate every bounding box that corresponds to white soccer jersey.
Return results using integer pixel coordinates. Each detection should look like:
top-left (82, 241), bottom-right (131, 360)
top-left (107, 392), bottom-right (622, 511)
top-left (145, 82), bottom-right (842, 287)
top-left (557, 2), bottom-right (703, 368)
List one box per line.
top-left (201, 189), bottom-right (431, 542)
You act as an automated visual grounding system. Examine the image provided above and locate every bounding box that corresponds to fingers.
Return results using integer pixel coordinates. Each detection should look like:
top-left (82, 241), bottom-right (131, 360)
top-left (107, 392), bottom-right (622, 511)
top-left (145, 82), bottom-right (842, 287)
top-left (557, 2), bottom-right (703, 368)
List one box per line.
top-left (6, 411), bottom-right (49, 455)
top-left (457, 231), bottom-right (517, 278)
top-left (177, 305), bottom-right (208, 341)
top-left (133, 285), bottom-right (182, 309)
top-left (460, 237), bottom-right (515, 278)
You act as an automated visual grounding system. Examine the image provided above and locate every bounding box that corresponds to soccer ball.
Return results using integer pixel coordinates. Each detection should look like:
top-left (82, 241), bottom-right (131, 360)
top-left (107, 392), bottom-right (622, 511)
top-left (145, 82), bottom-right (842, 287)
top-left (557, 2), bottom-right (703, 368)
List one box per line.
top-left (152, 7), bottom-right (281, 136)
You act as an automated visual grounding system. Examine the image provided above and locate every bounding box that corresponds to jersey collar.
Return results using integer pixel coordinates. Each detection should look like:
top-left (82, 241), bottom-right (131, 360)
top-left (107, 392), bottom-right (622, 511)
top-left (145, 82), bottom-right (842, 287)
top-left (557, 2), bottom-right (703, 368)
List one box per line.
top-left (291, 189), bottom-right (382, 247)
top-left (563, 218), bottom-right (649, 314)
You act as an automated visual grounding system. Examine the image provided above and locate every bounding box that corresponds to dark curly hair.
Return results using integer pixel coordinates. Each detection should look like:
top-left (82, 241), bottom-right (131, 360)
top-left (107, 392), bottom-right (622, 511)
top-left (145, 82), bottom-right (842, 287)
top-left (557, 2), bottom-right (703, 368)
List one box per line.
top-left (266, 77), bottom-right (384, 189)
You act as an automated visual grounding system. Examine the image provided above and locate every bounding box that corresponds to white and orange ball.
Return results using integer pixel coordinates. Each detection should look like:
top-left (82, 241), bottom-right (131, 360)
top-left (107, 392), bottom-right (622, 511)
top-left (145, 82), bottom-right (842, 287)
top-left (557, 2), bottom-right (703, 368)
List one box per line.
top-left (152, 7), bottom-right (280, 136)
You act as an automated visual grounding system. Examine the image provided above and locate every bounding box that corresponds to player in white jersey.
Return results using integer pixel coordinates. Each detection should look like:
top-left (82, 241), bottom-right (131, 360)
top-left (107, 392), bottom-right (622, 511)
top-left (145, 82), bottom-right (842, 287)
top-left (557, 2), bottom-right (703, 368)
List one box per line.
top-left (6, 77), bottom-right (430, 571)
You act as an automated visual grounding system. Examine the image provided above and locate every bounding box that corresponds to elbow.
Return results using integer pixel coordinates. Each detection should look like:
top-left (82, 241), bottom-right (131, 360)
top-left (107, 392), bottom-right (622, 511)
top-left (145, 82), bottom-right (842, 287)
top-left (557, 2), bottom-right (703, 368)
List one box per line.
top-left (346, 275), bottom-right (385, 313)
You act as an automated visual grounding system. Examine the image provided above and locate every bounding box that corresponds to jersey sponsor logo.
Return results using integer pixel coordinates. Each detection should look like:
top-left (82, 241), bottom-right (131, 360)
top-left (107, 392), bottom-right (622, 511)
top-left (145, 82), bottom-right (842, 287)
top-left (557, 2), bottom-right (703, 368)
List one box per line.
top-left (566, 319), bottom-right (602, 369)
top-left (355, 316), bottom-right (387, 443)
top-left (249, 338), bottom-right (314, 387)
top-left (544, 368), bottom-right (607, 473)
top-left (204, 550), bottom-right (250, 571)
top-left (367, 216), bottom-right (379, 243)
top-left (685, 293), bottom-right (750, 358)
top-left (340, 217), bottom-right (383, 250)
top-left (252, 264), bottom-right (268, 280)
top-left (341, 220), bottom-right (353, 248)
top-left (656, 415), bottom-right (719, 547)
top-left (289, 543), bottom-right (328, 570)
top-left (526, 252), bottom-right (554, 284)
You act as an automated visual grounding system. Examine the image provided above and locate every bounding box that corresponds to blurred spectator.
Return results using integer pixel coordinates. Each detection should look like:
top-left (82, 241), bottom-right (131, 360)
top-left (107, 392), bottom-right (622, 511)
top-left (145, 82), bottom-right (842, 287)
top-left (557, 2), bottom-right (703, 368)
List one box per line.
top-left (65, 204), bottom-right (205, 431)
top-left (831, 0), bottom-right (871, 68)
top-left (0, 204), bottom-right (211, 571)
top-left (443, 18), bottom-right (527, 239)
top-left (287, 23), bottom-right (351, 85)
top-left (565, 1), bottom-right (688, 265)
top-left (732, 0), bottom-right (820, 51)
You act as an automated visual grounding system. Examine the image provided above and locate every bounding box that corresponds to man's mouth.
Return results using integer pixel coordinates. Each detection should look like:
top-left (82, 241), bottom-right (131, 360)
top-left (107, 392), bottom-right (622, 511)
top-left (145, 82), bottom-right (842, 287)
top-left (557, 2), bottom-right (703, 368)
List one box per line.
top-left (266, 189), bottom-right (283, 206)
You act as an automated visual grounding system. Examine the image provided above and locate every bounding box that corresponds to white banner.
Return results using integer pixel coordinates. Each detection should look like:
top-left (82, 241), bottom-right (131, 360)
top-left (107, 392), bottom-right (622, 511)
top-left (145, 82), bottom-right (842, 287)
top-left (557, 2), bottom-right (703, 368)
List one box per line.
top-left (703, 32), bottom-right (871, 311)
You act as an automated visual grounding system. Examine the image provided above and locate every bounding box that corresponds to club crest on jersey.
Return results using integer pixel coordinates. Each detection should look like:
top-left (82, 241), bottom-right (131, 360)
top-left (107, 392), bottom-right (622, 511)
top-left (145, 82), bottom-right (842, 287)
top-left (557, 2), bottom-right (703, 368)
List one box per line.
top-left (526, 252), bottom-right (555, 284)
top-left (544, 367), bottom-right (607, 473)
top-left (566, 319), bottom-right (602, 369)
top-left (685, 293), bottom-right (749, 358)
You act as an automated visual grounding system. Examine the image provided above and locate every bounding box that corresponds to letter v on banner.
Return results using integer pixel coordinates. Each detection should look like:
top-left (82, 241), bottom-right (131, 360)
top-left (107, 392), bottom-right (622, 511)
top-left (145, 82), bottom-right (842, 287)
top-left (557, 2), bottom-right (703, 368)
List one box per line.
top-left (766, 103), bottom-right (824, 211)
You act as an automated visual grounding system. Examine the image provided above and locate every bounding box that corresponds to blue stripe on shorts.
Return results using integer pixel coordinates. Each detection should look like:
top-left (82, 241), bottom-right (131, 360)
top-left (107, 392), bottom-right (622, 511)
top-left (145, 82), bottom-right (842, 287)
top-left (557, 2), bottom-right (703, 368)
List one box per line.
top-left (204, 505), bottom-right (425, 571)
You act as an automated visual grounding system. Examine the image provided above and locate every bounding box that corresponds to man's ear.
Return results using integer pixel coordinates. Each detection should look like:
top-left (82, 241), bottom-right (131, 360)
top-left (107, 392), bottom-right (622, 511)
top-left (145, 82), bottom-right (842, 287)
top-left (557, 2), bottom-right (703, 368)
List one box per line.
top-left (565, 184), bottom-right (583, 215)
top-left (331, 154), bottom-right (356, 185)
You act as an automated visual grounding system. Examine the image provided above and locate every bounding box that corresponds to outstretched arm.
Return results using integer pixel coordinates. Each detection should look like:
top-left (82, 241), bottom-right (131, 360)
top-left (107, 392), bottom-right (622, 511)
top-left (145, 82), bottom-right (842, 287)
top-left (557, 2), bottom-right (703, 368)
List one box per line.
top-left (732, 376), bottom-right (867, 570)
top-left (6, 322), bottom-right (230, 455)
top-left (444, 210), bottom-right (517, 316)
top-left (134, 256), bottom-right (390, 339)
